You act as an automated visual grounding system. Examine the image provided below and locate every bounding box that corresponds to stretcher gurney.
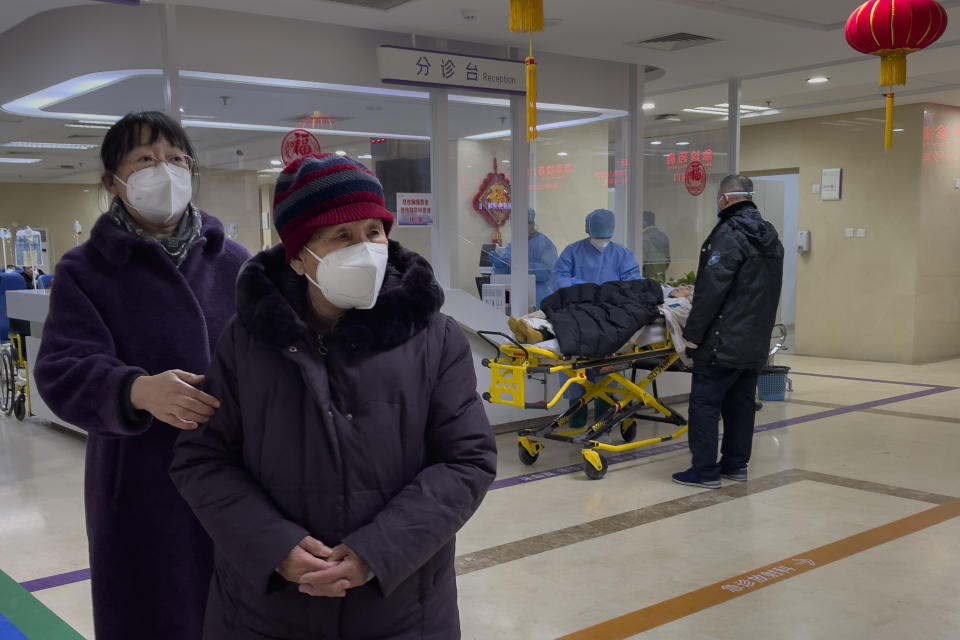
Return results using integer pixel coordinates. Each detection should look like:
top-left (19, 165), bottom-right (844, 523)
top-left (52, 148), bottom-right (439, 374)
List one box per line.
top-left (478, 320), bottom-right (688, 480)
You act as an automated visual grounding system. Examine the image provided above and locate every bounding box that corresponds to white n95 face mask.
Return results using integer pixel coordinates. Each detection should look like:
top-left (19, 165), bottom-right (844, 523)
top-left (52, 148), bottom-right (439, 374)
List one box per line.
top-left (304, 242), bottom-right (389, 310)
top-left (590, 238), bottom-right (611, 252)
top-left (115, 163), bottom-right (193, 225)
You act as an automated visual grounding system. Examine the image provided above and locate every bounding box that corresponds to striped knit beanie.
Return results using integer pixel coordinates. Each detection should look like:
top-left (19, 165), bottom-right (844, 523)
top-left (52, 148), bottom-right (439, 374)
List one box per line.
top-left (273, 153), bottom-right (395, 262)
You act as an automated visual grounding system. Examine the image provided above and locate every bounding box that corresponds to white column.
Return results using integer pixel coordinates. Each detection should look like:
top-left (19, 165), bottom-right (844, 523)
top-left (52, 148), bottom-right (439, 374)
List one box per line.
top-left (509, 94), bottom-right (530, 315)
top-left (160, 4), bottom-right (182, 122)
top-left (728, 77), bottom-right (742, 175)
top-left (627, 64), bottom-right (646, 258)
top-left (429, 89), bottom-right (453, 289)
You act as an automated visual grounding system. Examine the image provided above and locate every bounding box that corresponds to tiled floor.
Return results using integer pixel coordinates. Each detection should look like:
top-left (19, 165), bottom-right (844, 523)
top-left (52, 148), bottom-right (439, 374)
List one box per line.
top-left (1, 354), bottom-right (958, 639)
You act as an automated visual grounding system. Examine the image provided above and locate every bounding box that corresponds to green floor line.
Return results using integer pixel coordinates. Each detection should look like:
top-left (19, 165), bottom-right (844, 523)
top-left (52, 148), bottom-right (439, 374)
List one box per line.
top-left (0, 570), bottom-right (85, 640)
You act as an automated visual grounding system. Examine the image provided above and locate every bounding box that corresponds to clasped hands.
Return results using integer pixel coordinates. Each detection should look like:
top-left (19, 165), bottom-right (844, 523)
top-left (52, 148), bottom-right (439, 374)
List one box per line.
top-left (277, 536), bottom-right (371, 598)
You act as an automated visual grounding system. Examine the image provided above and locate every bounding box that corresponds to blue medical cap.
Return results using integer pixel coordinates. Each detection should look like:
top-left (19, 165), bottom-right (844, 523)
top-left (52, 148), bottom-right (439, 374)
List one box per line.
top-left (585, 209), bottom-right (615, 238)
top-left (528, 208), bottom-right (536, 223)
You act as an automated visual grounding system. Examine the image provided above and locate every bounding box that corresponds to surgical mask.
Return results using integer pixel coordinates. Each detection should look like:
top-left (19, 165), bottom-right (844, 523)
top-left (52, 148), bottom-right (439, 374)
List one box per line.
top-left (114, 163), bottom-right (193, 225)
top-left (304, 242), bottom-right (389, 310)
top-left (590, 238), bottom-right (611, 252)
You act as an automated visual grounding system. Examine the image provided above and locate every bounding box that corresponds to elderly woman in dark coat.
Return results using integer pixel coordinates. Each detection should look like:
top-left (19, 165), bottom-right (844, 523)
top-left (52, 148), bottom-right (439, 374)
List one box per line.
top-left (34, 111), bottom-right (251, 640)
top-left (170, 153), bottom-right (497, 639)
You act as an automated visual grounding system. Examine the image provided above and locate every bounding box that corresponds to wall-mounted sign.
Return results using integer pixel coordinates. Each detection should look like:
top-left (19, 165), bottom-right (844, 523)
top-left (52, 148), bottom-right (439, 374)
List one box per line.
top-left (396, 192), bottom-right (434, 227)
top-left (820, 168), bottom-right (842, 201)
top-left (281, 129), bottom-right (322, 166)
top-left (666, 149), bottom-right (714, 185)
top-left (473, 159), bottom-right (512, 245)
top-left (684, 161), bottom-right (708, 197)
top-left (378, 46), bottom-right (525, 95)
top-left (923, 123), bottom-right (960, 165)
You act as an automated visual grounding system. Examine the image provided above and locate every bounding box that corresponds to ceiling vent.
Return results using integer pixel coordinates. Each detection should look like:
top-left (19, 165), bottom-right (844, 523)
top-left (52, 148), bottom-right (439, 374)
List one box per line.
top-left (629, 33), bottom-right (720, 51)
top-left (315, 0), bottom-right (416, 9)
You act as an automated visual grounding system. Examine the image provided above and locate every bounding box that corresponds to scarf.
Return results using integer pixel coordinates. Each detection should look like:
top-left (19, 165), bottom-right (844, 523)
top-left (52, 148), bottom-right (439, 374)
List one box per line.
top-left (107, 197), bottom-right (203, 267)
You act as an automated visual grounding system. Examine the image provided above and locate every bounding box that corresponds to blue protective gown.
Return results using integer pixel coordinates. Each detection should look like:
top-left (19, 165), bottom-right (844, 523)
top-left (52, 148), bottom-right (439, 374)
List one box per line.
top-left (490, 232), bottom-right (559, 308)
top-left (552, 238), bottom-right (642, 291)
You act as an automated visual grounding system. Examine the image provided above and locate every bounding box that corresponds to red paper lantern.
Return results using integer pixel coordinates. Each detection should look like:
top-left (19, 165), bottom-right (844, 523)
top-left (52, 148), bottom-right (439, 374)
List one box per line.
top-left (845, 0), bottom-right (948, 149)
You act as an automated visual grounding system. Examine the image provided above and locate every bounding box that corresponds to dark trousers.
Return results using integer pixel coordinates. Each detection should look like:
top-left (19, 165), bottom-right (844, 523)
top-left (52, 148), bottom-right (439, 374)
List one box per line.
top-left (687, 364), bottom-right (760, 479)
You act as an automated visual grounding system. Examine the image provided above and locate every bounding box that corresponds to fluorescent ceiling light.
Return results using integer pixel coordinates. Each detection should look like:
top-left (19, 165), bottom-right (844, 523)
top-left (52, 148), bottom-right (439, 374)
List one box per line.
top-left (650, 141), bottom-right (662, 145)
top-left (642, 102), bottom-right (655, 111)
top-left (557, 151), bottom-right (568, 156)
top-left (4, 69), bottom-right (626, 143)
top-left (358, 154), bottom-right (373, 159)
top-left (3, 141), bottom-right (97, 150)
top-left (270, 159), bottom-right (282, 166)
top-left (684, 107), bottom-right (728, 115)
top-left (0, 158), bottom-right (42, 164)
top-left (335, 150), bottom-right (347, 156)
top-left (715, 103), bottom-right (769, 112)
top-left (65, 123), bottom-right (110, 130)
top-left (893, 128), bottom-right (905, 132)
top-left (807, 76), bottom-right (830, 84)
top-left (676, 141), bottom-right (690, 146)
top-left (741, 109), bottom-right (781, 119)
top-left (501, 159), bottom-right (510, 163)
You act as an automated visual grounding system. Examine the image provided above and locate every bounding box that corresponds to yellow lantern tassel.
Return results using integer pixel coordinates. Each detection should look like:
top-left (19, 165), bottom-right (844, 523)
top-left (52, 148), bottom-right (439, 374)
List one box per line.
top-left (510, 0), bottom-right (544, 33)
top-left (885, 92), bottom-right (895, 151)
top-left (880, 53), bottom-right (907, 87)
top-left (526, 36), bottom-right (537, 142)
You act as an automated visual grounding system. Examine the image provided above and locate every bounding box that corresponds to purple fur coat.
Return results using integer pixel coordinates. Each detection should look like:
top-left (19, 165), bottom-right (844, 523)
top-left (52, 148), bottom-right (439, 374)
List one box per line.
top-left (34, 211), bottom-right (250, 640)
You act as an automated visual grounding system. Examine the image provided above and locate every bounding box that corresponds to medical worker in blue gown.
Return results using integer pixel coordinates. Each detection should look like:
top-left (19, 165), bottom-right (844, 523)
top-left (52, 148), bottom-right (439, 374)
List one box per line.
top-left (491, 208), bottom-right (559, 309)
top-left (552, 208), bottom-right (641, 291)
top-left (552, 208), bottom-right (643, 427)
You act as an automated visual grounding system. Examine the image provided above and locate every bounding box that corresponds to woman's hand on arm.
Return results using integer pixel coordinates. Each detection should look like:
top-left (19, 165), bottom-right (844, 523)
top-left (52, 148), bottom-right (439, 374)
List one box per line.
top-left (131, 369), bottom-right (220, 430)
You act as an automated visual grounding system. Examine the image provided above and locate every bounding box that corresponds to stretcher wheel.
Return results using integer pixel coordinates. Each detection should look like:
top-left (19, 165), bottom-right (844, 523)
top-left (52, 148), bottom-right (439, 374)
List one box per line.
top-left (518, 443), bottom-right (540, 466)
top-left (620, 421), bottom-right (637, 443)
top-left (13, 392), bottom-right (26, 421)
top-left (583, 454), bottom-right (608, 480)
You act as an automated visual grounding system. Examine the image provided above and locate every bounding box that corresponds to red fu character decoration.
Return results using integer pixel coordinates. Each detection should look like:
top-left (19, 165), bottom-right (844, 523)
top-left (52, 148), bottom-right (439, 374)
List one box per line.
top-left (845, 0), bottom-right (948, 150)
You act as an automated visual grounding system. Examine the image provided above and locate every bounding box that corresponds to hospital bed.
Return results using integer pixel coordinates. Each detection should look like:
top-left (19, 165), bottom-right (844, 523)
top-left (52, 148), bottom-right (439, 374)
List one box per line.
top-left (478, 319), bottom-right (688, 480)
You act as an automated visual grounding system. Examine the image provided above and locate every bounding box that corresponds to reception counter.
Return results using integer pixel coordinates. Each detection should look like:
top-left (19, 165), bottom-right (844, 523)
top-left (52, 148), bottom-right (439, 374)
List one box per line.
top-left (6, 289), bottom-right (84, 435)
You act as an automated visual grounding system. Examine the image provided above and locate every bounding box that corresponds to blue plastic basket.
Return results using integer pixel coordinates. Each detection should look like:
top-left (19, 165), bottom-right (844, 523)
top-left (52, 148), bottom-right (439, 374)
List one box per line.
top-left (757, 366), bottom-right (790, 402)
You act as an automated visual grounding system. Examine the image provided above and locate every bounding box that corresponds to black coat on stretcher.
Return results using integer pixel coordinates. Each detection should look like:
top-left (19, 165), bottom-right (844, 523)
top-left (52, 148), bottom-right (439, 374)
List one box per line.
top-left (684, 201), bottom-right (784, 370)
top-left (541, 278), bottom-right (664, 357)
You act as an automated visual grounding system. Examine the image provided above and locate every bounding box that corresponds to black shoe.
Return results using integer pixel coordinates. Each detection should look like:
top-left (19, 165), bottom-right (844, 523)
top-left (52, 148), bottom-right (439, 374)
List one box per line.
top-left (672, 468), bottom-right (721, 489)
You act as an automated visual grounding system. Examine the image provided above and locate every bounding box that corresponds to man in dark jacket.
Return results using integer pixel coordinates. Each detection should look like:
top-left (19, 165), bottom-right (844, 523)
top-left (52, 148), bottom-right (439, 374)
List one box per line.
top-left (171, 153), bottom-right (496, 639)
top-left (673, 175), bottom-right (784, 489)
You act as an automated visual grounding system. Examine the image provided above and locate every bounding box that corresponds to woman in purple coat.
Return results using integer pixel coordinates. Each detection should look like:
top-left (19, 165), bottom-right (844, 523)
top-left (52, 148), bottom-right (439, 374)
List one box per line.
top-left (34, 111), bottom-right (251, 640)
top-left (170, 153), bottom-right (497, 639)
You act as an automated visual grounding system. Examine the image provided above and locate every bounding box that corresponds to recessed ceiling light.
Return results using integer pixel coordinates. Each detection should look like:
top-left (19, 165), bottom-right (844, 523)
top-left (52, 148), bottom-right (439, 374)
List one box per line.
top-left (3, 141), bottom-right (97, 150)
top-left (676, 141), bottom-right (691, 146)
top-left (642, 102), bottom-right (655, 111)
top-left (335, 150), bottom-right (347, 156)
top-left (650, 141), bottom-right (662, 145)
top-left (807, 76), bottom-right (830, 84)
top-left (270, 159), bottom-right (282, 166)
top-left (179, 107), bottom-right (184, 113)
top-left (358, 154), bottom-right (373, 159)
top-left (501, 159), bottom-right (510, 163)
top-left (557, 151), bottom-right (568, 156)
top-left (0, 158), bottom-right (42, 164)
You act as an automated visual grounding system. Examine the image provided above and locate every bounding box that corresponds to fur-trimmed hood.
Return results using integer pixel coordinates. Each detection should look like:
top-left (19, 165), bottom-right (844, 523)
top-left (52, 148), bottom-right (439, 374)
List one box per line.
top-left (237, 240), bottom-right (444, 352)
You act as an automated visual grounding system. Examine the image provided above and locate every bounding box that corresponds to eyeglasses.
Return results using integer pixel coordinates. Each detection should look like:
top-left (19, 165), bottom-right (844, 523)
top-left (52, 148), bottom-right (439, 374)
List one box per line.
top-left (123, 153), bottom-right (195, 171)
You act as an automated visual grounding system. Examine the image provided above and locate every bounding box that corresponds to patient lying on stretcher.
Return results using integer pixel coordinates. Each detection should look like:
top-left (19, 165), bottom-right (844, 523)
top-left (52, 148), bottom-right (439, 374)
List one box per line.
top-left (505, 280), bottom-right (696, 364)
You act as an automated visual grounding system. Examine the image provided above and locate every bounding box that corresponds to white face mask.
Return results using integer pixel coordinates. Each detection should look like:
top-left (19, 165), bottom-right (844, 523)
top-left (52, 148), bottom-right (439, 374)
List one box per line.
top-left (304, 242), bottom-right (389, 310)
top-left (114, 163), bottom-right (193, 225)
top-left (590, 238), bottom-right (611, 252)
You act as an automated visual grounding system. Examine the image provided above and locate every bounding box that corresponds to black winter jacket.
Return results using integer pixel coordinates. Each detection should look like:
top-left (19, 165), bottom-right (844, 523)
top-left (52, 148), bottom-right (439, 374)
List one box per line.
top-left (170, 241), bottom-right (496, 640)
top-left (684, 201), bottom-right (784, 370)
top-left (541, 279), bottom-right (664, 357)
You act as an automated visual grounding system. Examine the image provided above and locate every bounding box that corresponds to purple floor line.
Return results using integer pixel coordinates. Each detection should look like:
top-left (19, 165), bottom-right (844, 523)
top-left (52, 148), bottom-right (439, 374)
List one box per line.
top-left (490, 385), bottom-right (956, 491)
top-left (18, 383), bottom-right (957, 593)
top-left (19, 568), bottom-right (90, 593)
top-left (789, 371), bottom-right (954, 389)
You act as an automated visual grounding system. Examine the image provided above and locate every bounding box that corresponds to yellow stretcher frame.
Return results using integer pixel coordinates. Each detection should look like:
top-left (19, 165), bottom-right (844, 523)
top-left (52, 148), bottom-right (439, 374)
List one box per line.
top-left (478, 328), bottom-right (689, 480)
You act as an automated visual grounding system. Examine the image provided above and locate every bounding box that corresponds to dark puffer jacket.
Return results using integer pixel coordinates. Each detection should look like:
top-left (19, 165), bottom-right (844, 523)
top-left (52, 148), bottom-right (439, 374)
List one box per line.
top-left (684, 201), bottom-right (784, 369)
top-left (170, 241), bottom-right (497, 640)
top-left (540, 279), bottom-right (664, 357)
